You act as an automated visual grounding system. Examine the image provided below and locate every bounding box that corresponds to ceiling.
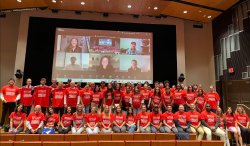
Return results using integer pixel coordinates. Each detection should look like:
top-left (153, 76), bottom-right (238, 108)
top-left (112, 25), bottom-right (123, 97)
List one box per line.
top-left (0, 0), bottom-right (240, 22)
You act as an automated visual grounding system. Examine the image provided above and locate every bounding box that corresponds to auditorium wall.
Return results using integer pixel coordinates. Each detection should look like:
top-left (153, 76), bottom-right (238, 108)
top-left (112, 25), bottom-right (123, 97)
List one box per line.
top-left (0, 10), bottom-right (215, 90)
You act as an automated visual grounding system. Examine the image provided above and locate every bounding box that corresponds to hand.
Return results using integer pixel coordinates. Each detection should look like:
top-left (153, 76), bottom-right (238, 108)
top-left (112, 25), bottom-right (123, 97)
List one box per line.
top-left (31, 129), bottom-right (35, 133)
top-left (64, 104), bottom-right (67, 108)
top-left (14, 128), bottom-right (18, 133)
top-left (3, 100), bottom-right (7, 103)
top-left (9, 129), bottom-right (12, 132)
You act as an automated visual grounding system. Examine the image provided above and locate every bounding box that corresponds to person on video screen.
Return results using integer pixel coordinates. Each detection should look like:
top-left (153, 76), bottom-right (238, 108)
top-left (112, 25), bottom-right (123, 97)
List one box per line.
top-left (64, 56), bottom-right (82, 70)
top-left (128, 59), bottom-right (141, 75)
top-left (96, 56), bottom-right (114, 77)
top-left (126, 42), bottom-right (140, 55)
top-left (65, 38), bottom-right (83, 53)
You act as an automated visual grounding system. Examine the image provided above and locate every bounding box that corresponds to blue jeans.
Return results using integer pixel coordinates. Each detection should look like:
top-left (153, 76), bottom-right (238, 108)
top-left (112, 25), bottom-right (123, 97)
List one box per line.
top-left (133, 108), bottom-right (140, 115)
top-left (127, 125), bottom-right (136, 133)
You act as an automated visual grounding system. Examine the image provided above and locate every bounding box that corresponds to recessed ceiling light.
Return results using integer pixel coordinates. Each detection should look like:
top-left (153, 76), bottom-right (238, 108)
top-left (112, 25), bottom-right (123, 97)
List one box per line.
top-left (127, 5), bottom-right (132, 8)
top-left (17, 0), bottom-right (22, 2)
top-left (183, 10), bottom-right (188, 14)
top-left (198, 10), bottom-right (202, 13)
top-left (80, 1), bottom-right (85, 5)
top-left (148, 6), bottom-right (151, 9)
top-left (60, 1), bottom-right (63, 3)
top-left (154, 7), bottom-right (158, 10)
top-left (52, 0), bottom-right (56, 3)
top-left (208, 15), bottom-right (212, 18)
top-left (203, 15), bottom-right (206, 17)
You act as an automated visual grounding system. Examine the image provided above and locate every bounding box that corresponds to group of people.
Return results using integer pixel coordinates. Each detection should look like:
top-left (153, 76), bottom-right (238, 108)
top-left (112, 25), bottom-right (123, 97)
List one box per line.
top-left (1, 78), bottom-right (250, 146)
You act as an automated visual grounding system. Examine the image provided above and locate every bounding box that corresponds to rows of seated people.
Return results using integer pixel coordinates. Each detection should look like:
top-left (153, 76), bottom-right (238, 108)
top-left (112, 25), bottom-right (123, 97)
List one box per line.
top-left (1, 78), bottom-right (250, 146)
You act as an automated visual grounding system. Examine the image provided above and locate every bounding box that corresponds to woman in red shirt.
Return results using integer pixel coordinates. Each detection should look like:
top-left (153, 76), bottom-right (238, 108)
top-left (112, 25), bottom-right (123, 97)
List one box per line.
top-left (72, 104), bottom-right (86, 134)
top-left (235, 106), bottom-right (250, 145)
top-left (132, 86), bottom-right (143, 115)
top-left (126, 107), bottom-right (137, 133)
top-left (150, 87), bottom-right (162, 111)
top-left (86, 106), bottom-right (100, 134)
top-left (9, 104), bottom-right (26, 134)
top-left (114, 84), bottom-right (123, 107)
top-left (80, 85), bottom-right (93, 114)
top-left (196, 89), bottom-right (206, 112)
top-left (225, 107), bottom-right (243, 146)
top-left (122, 86), bottom-right (133, 113)
top-left (161, 86), bottom-right (173, 113)
top-left (185, 85), bottom-right (197, 111)
top-left (58, 106), bottom-right (73, 134)
top-left (113, 106), bottom-right (126, 133)
top-left (43, 106), bottom-right (60, 134)
top-left (100, 105), bottom-right (113, 133)
top-left (103, 83), bottom-right (114, 112)
top-left (91, 85), bottom-right (103, 114)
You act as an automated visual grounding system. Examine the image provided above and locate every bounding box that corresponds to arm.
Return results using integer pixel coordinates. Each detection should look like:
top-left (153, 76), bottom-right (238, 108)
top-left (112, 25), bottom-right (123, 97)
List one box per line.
top-left (15, 94), bottom-right (21, 101)
top-left (26, 121), bottom-right (32, 130)
top-left (0, 93), bottom-right (6, 102)
top-left (174, 120), bottom-right (181, 128)
top-left (36, 121), bottom-right (44, 130)
top-left (9, 119), bottom-right (13, 130)
top-left (201, 120), bottom-right (210, 128)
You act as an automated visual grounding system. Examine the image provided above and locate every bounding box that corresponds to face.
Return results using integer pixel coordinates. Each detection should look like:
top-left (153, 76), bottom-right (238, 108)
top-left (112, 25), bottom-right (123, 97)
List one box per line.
top-left (135, 87), bottom-right (139, 93)
top-left (105, 106), bottom-right (109, 113)
top-left (209, 86), bottom-right (214, 92)
top-left (198, 89), bottom-right (203, 95)
top-left (188, 86), bottom-right (192, 91)
top-left (131, 43), bottom-right (136, 50)
top-left (95, 86), bottom-right (99, 91)
top-left (49, 107), bottom-right (54, 114)
top-left (141, 105), bottom-right (146, 112)
top-left (176, 84), bottom-right (181, 90)
top-left (91, 107), bottom-right (96, 113)
top-left (165, 87), bottom-right (170, 93)
top-left (67, 107), bottom-right (71, 113)
top-left (71, 38), bottom-right (78, 47)
top-left (85, 85), bottom-right (89, 90)
top-left (17, 105), bottom-right (23, 112)
top-left (70, 57), bottom-right (76, 64)
top-left (70, 82), bottom-right (75, 88)
top-left (77, 105), bottom-right (83, 112)
top-left (116, 106), bottom-right (121, 113)
top-left (128, 108), bottom-right (133, 114)
top-left (26, 79), bottom-right (32, 85)
top-left (116, 84), bottom-right (120, 90)
top-left (101, 57), bottom-right (109, 68)
top-left (155, 87), bottom-right (160, 93)
top-left (126, 87), bottom-right (130, 93)
top-left (179, 105), bottom-right (184, 112)
top-left (144, 85), bottom-right (148, 90)
top-left (40, 79), bottom-right (46, 85)
top-left (238, 107), bottom-right (243, 113)
top-left (160, 83), bottom-right (164, 88)
top-left (217, 107), bottom-right (222, 114)
top-left (52, 79), bottom-right (57, 84)
top-left (206, 104), bottom-right (211, 111)
top-left (167, 106), bottom-right (172, 112)
top-left (154, 107), bottom-right (159, 113)
top-left (34, 105), bottom-right (41, 114)
top-left (131, 61), bottom-right (137, 68)
top-left (190, 104), bottom-right (195, 110)
top-left (108, 83), bottom-right (112, 89)
top-left (58, 82), bottom-right (63, 88)
top-left (9, 80), bottom-right (15, 86)
top-left (227, 107), bottom-right (232, 114)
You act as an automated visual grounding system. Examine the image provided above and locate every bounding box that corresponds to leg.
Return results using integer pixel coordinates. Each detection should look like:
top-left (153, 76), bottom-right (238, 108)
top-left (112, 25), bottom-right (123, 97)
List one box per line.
top-left (186, 127), bottom-right (192, 133)
top-left (197, 126), bottom-right (205, 140)
top-left (151, 126), bottom-right (157, 133)
top-left (93, 127), bottom-right (99, 134)
top-left (25, 129), bottom-right (31, 134)
top-left (76, 127), bottom-right (84, 134)
top-left (0, 103), bottom-right (9, 126)
top-left (58, 126), bottom-right (63, 134)
top-left (113, 126), bottom-right (121, 133)
top-left (159, 126), bottom-right (165, 133)
top-left (86, 127), bottom-right (93, 134)
top-left (71, 127), bottom-right (77, 134)
top-left (213, 128), bottom-right (226, 146)
top-left (127, 125), bottom-right (136, 133)
top-left (37, 128), bottom-right (43, 134)
top-left (172, 127), bottom-right (178, 133)
top-left (15, 127), bottom-right (24, 134)
top-left (203, 126), bottom-right (212, 140)
top-left (121, 126), bottom-right (126, 133)
top-left (139, 126), bottom-right (146, 133)
top-left (145, 126), bottom-right (151, 133)
top-left (177, 127), bottom-right (184, 133)
top-left (64, 126), bottom-right (71, 134)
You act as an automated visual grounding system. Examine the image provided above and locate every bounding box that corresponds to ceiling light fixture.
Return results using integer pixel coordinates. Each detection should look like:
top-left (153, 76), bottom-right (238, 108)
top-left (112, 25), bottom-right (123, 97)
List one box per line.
top-left (60, 1), bottom-right (63, 3)
top-left (148, 7), bottom-right (151, 9)
top-left (127, 5), bottom-right (132, 8)
top-left (52, 0), bottom-right (56, 3)
top-left (80, 1), bottom-right (85, 5)
top-left (154, 7), bottom-right (158, 10)
top-left (17, 0), bottom-right (22, 2)
top-left (208, 15), bottom-right (212, 19)
top-left (183, 10), bottom-right (188, 14)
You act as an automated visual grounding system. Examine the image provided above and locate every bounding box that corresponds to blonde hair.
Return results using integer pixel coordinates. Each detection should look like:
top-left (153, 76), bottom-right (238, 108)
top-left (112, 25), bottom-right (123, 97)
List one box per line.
top-left (236, 106), bottom-right (246, 115)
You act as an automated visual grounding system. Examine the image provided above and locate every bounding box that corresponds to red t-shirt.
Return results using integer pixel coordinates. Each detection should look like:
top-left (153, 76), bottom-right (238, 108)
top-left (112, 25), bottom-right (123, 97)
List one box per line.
top-left (122, 93), bottom-right (133, 107)
top-left (141, 90), bottom-right (151, 100)
top-left (46, 113), bottom-right (59, 127)
top-left (100, 86), bottom-right (107, 95)
top-left (162, 92), bottom-right (172, 105)
top-left (114, 113), bottom-right (126, 126)
top-left (162, 112), bottom-right (174, 126)
top-left (186, 92), bottom-right (197, 104)
top-left (224, 114), bottom-right (235, 128)
top-left (126, 115), bottom-right (137, 125)
top-left (65, 87), bottom-right (79, 107)
top-left (100, 113), bottom-right (113, 128)
top-left (200, 110), bottom-right (217, 127)
top-left (61, 113), bottom-right (73, 127)
top-left (19, 86), bottom-right (33, 106)
top-left (92, 92), bottom-right (103, 104)
top-left (235, 114), bottom-right (249, 127)
top-left (27, 112), bottom-right (45, 129)
top-left (33, 86), bottom-right (51, 107)
top-left (105, 92), bottom-right (113, 106)
top-left (173, 90), bottom-right (186, 105)
top-left (114, 90), bottom-right (123, 104)
top-left (188, 111), bottom-right (200, 126)
top-left (219, 115), bottom-right (225, 128)
top-left (151, 95), bottom-right (162, 107)
top-left (52, 88), bottom-right (65, 108)
top-left (151, 112), bottom-right (162, 126)
top-left (73, 112), bottom-right (86, 128)
top-left (1, 85), bottom-right (20, 102)
top-left (132, 93), bottom-right (143, 109)
top-left (137, 112), bottom-right (151, 127)
top-left (9, 112), bottom-right (26, 128)
top-left (205, 92), bottom-right (220, 109)
top-left (174, 111), bottom-right (190, 126)
top-left (196, 96), bottom-right (206, 111)
top-left (80, 90), bottom-right (93, 106)
top-left (86, 113), bottom-right (99, 127)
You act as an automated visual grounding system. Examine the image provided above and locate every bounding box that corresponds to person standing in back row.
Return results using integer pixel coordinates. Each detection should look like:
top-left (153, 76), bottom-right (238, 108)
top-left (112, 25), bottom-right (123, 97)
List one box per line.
top-left (19, 78), bottom-right (34, 115)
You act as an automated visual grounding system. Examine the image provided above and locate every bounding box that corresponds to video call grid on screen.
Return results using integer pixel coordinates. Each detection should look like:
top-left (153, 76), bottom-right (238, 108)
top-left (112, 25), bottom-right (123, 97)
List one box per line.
top-left (52, 28), bottom-right (153, 83)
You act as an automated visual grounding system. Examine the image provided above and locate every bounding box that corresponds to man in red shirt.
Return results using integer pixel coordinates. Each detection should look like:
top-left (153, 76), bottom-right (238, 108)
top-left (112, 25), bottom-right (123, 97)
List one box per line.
top-left (80, 85), bottom-right (93, 114)
top-left (174, 104), bottom-right (191, 133)
top-left (188, 103), bottom-right (204, 140)
top-left (64, 81), bottom-right (80, 113)
top-left (0, 78), bottom-right (20, 128)
top-left (51, 82), bottom-right (65, 117)
top-left (160, 105), bottom-right (178, 133)
top-left (201, 104), bottom-right (225, 145)
top-left (205, 85), bottom-right (220, 113)
top-left (150, 105), bottom-right (162, 133)
top-left (172, 84), bottom-right (186, 113)
top-left (19, 78), bottom-right (34, 115)
top-left (26, 105), bottom-right (45, 134)
top-left (137, 104), bottom-right (151, 133)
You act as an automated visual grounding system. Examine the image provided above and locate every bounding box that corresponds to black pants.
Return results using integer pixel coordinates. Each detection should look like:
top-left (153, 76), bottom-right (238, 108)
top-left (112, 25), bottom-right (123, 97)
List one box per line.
top-left (54, 107), bottom-right (65, 117)
top-left (0, 102), bottom-right (16, 126)
top-left (25, 128), bottom-right (42, 134)
top-left (24, 106), bottom-right (32, 115)
top-left (240, 126), bottom-right (250, 144)
top-left (58, 126), bottom-right (71, 134)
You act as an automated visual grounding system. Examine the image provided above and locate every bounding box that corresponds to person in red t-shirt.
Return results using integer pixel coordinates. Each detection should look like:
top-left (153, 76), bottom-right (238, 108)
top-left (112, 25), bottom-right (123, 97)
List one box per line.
top-left (132, 86), bottom-right (143, 115)
top-left (100, 105), bottom-right (113, 133)
top-left (80, 85), bottom-right (93, 114)
top-left (235, 106), bottom-right (250, 145)
top-left (9, 104), bottom-right (26, 134)
top-left (42, 106), bottom-right (60, 134)
top-left (150, 87), bottom-right (162, 111)
top-left (0, 78), bottom-right (20, 128)
top-left (33, 78), bottom-right (52, 114)
top-left (196, 89), bottom-right (206, 112)
top-left (172, 84), bottom-right (186, 113)
top-left (86, 106), bottom-right (100, 134)
top-left (51, 82), bottom-right (65, 117)
top-left (162, 86), bottom-right (173, 113)
top-left (224, 107), bottom-right (243, 146)
top-left (201, 104), bottom-right (225, 144)
top-left (114, 84), bottom-right (123, 106)
top-left (91, 85), bottom-right (103, 114)
top-left (103, 83), bottom-right (114, 112)
top-left (65, 81), bottom-right (80, 113)
top-left (26, 105), bottom-right (45, 134)
top-left (185, 86), bottom-right (197, 111)
top-left (126, 107), bottom-right (137, 133)
top-left (58, 106), bottom-right (73, 134)
top-left (205, 85), bottom-right (220, 113)
top-left (174, 104), bottom-right (191, 133)
top-left (150, 105), bottom-right (162, 133)
top-left (160, 105), bottom-right (178, 133)
top-left (72, 104), bottom-right (86, 134)
top-left (122, 86), bottom-right (133, 113)
top-left (188, 103), bottom-right (204, 140)
top-left (141, 84), bottom-right (151, 110)
top-left (100, 81), bottom-right (107, 95)
top-left (137, 104), bottom-right (151, 133)
top-left (50, 79), bottom-right (58, 91)
top-left (113, 105), bottom-right (126, 133)
top-left (19, 78), bottom-right (33, 115)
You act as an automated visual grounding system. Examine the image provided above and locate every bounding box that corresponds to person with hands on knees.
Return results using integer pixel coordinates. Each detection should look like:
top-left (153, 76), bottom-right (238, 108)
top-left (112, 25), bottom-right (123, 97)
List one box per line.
top-left (26, 105), bottom-right (45, 134)
top-left (150, 105), bottom-right (162, 133)
top-left (58, 106), bottom-right (73, 134)
top-left (72, 104), bottom-right (86, 134)
top-left (86, 106), bottom-right (100, 134)
top-left (126, 107), bottom-right (137, 133)
top-left (113, 105), bottom-right (126, 133)
top-left (9, 104), bottom-right (26, 134)
top-left (100, 105), bottom-right (113, 133)
top-left (174, 104), bottom-right (191, 133)
top-left (137, 104), bottom-right (151, 133)
top-left (42, 107), bottom-right (59, 134)
top-left (160, 105), bottom-right (178, 133)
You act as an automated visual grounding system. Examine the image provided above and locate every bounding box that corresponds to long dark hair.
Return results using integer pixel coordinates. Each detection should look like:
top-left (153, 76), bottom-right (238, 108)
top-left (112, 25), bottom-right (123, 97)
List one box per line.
top-left (105, 83), bottom-right (114, 99)
top-left (15, 104), bottom-right (25, 113)
top-left (154, 87), bottom-right (161, 96)
top-left (126, 107), bottom-right (134, 118)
